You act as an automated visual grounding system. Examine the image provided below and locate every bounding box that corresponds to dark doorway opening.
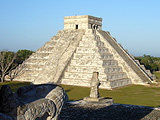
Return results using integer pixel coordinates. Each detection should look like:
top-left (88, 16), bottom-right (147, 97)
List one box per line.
top-left (76, 25), bottom-right (78, 29)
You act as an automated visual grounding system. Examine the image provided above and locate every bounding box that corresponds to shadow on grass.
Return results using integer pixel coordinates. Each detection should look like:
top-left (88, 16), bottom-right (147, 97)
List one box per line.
top-left (0, 81), bottom-right (31, 92)
top-left (65, 88), bottom-right (73, 93)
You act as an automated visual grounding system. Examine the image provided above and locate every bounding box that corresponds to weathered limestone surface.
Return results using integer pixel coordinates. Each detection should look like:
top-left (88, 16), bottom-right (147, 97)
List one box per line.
top-left (33, 30), bottom-right (85, 84)
top-left (89, 72), bottom-right (100, 98)
top-left (83, 72), bottom-right (114, 105)
top-left (64, 15), bottom-right (102, 30)
top-left (13, 15), bottom-right (154, 89)
top-left (0, 84), bottom-right (68, 120)
top-left (97, 30), bottom-right (153, 84)
top-left (61, 29), bottom-right (132, 89)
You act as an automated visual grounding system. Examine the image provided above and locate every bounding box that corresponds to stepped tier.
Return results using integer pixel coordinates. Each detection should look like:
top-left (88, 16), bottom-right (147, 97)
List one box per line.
top-left (13, 28), bottom-right (154, 89)
top-left (61, 30), bottom-right (134, 89)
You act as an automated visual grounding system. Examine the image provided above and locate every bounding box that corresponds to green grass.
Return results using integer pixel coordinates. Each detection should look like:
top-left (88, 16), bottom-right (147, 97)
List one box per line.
top-left (1, 81), bottom-right (160, 107)
top-left (0, 81), bottom-right (31, 92)
top-left (60, 84), bottom-right (160, 107)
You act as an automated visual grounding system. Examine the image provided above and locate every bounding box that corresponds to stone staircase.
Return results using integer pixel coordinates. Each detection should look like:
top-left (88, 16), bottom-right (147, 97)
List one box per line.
top-left (95, 34), bottom-right (131, 88)
top-left (134, 60), bottom-right (156, 80)
top-left (61, 30), bottom-right (131, 89)
top-left (33, 30), bottom-right (85, 84)
top-left (12, 15), bottom-right (155, 89)
top-left (97, 30), bottom-right (153, 84)
top-left (14, 29), bottom-right (154, 89)
top-left (13, 30), bottom-right (63, 82)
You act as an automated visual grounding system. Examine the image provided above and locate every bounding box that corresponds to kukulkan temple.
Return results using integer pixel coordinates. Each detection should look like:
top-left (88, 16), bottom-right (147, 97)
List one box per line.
top-left (13, 15), bottom-right (156, 89)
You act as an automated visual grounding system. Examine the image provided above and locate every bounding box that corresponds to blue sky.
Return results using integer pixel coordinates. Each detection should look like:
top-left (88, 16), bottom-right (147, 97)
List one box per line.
top-left (0, 0), bottom-right (160, 57)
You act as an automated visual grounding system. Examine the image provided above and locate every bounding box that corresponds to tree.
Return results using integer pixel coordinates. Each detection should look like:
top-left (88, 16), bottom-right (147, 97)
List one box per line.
top-left (151, 63), bottom-right (158, 72)
top-left (16, 49), bottom-right (34, 64)
top-left (0, 50), bottom-right (17, 82)
top-left (135, 54), bottom-right (160, 73)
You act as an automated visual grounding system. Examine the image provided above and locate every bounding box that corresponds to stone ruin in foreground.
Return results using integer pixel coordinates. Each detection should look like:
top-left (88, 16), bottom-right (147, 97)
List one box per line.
top-left (13, 15), bottom-right (156, 89)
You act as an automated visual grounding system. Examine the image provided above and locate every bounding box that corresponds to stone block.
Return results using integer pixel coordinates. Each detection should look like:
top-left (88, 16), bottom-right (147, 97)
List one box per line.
top-left (0, 84), bottom-right (68, 120)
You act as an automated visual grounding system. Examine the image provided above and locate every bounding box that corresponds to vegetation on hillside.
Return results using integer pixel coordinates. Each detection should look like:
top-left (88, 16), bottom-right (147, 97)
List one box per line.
top-left (135, 54), bottom-right (160, 73)
top-left (0, 49), bottom-right (34, 82)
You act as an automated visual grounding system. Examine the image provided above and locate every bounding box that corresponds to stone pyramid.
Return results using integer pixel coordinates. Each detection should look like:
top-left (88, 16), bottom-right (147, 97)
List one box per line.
top-left (13, 15), bottom-right (155, 89)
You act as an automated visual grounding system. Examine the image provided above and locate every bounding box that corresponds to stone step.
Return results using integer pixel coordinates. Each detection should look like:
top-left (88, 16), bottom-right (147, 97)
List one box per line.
top-left (107, 72), bottom-right (128, 81)
top-left (135, 60), bottom-right (140, 65)
top-left (99, 53), bottom-right (113, 59)
top-left (61, 78), bottom-right (111, 89)
top-left (104, 66), bottom-right (123, 73)
top-left (100, 81), bottom-right (111, 89)
top-left (64, 72), bottom-right (107, 80)
top-left (140, 65), bottom-right (146, 70)
top-left (76, 47), bottom-right (98, 54)
top-left (102, 60), bottom-right (118, 66)
top-left (19, 72), bottom-right (40, 77)
top-left (73, 53), bottom-right (113, 60)
top-left (30, 53), bottom-right (50, 59)
top-left (25, 59), bottom-right (48, 65)
top-left (66, 66), bottom-right (105, 73)
top-left (61, 78), bottom-right (91, 87)
top-left (146, 70), bottom-right (152, 76)
top-left (43, 41), bottom-right (57, 48)
top-left (73, 53), bottom-right (101, 60)
top-left (76, 47), bottom-right (109, 54)
top-left (97, 41), bottom-right (105, 47)
top-left (24, 61), bottom-right (46, 65)
top-left (17, 68), bottom-right (41, 75)
top-left (82, 34), bottom-right (95, 40)
top-left (22, 72), bottom-right (40, 77)
top-left (110, 78), bottom-right (132, 88)
top-left (70, 59), bottom-right (118, 67)
top-left (66, 65), bottom-right (123, 74)
top-left (23, 67), bottom-right (43, 71)
top-left (37, 47), bottom-right (54, 53)
top-left (79, 40), bottom-right (104, 47)
top-left (70, 59), bottom-right (103, 66)
top-left (98, 48), bottom-right (109, 53)
top-left (22, 64), bottom-right (44, 69)
top-left (14, 75), bottom-right (38, 81)
top-left (95, 35), bottom-right (100, 40)
top-left (56, 30), bottom-right (63, 37)
top-left (61, 33), bottom-right (77, 40)
top-left (79, 40), bottom-right (97, 47)
top-left (50, 36), bottom-right (60, 41)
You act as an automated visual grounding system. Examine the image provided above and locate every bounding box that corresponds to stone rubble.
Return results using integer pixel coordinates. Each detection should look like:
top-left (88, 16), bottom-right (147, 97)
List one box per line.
top-left (60, 103), bottom-right (160, 120)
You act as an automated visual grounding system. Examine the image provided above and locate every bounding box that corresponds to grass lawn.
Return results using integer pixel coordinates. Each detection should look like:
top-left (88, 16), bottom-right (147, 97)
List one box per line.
top-left (1, 81), bottom-right (160, 107)
top-left (60, 84), bottom-right (160, 107)
top-left (0, 81), bottom-right (31, 92)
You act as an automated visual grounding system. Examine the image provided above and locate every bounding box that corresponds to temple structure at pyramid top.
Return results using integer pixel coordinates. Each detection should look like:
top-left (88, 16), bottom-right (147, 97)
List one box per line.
top-left (64, 15), bottom-right (102, 30)
top-left (12, 15), bottom-right (156, 89)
